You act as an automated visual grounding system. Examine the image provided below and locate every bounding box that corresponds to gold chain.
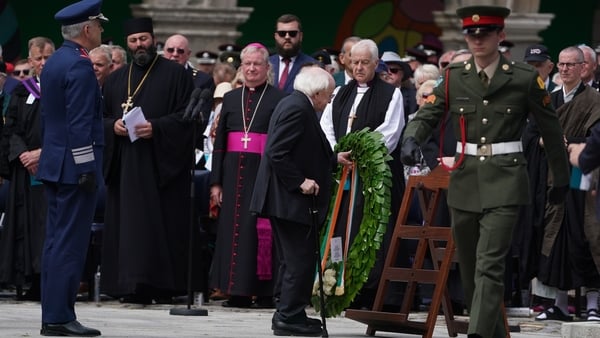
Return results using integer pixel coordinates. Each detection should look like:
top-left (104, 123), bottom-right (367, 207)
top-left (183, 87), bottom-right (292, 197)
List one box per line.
top-left (123, 54), bottom-right (159, 113)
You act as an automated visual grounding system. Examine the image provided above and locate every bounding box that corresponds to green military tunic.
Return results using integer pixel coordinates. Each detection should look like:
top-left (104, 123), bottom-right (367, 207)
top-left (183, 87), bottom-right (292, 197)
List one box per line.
top-left (403, 55), bottom-right (570, 212)
top-left (402, 54), bottom-right (570, 338)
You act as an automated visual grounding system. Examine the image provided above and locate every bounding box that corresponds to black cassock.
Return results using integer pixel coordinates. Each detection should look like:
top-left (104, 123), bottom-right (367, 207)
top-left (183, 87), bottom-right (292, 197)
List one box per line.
top-left (0, 81), bottom-right (46, 292)
top-left (101, 57), bottom-right (197, 297)
top-left (209, 83), bottom-right (286, 297)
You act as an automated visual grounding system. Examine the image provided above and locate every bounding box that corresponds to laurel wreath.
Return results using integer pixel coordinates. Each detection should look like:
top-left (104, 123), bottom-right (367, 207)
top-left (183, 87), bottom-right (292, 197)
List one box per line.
top-left (311, 128), bottom-right (392, 317)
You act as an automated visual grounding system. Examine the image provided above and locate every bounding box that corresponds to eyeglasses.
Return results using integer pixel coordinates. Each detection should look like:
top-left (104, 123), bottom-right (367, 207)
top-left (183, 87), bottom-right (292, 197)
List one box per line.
top-left (557, 62), bottom-right (582, 69)
top-left (12, 69), bottom-right (30, 76)
top-left (421, 93), bottom-right (432, 98)
top-left (388, 68), bottom-right (402, 74)
top-left (276, 30), bottom-right (299, 38)
top-left (166, 47), bottom-right (186, 55)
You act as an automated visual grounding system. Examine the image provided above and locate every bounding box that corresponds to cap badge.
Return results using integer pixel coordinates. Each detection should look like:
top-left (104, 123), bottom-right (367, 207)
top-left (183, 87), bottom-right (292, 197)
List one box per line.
top-left (472, 14), bottom-right (480, 22)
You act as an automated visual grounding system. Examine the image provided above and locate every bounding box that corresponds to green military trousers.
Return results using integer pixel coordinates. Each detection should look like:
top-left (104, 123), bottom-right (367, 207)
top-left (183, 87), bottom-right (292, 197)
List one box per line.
top-left (451, 206), bottom-right (518, 338)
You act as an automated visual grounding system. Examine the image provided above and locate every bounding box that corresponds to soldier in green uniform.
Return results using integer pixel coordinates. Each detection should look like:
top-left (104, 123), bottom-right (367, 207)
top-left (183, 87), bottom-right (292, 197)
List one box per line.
top-left (400, 6), bottom-right (570, 338)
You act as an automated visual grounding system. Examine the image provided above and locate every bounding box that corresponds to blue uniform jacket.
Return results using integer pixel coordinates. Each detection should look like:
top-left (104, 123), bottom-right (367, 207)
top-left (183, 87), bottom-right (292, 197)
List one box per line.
top-left (38, 40), bottom-right (104, 185)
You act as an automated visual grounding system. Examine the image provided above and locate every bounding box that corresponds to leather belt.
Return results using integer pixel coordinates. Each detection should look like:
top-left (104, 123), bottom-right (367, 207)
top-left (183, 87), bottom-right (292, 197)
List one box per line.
top-left (457, 141), bottom-right (523, 156)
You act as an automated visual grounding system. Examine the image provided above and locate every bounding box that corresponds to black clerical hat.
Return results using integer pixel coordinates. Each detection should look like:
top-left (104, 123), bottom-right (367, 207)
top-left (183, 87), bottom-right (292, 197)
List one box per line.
top-left (123, 17), bottom-right (154, 36)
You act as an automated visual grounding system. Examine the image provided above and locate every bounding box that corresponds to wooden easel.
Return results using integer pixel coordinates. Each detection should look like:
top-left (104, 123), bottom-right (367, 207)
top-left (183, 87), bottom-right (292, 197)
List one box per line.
top-left (345, 166), bottom-right (510, 337)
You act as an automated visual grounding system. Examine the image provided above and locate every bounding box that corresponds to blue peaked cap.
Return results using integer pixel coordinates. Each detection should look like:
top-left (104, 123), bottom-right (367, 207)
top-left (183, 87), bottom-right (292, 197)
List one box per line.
top-left (55, 0), bottom-right (109, 26)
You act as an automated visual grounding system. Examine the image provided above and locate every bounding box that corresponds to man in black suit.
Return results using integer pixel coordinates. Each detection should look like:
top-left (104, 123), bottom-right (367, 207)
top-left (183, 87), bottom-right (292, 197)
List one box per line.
top-left (250, 66), bottom-right (351, 336)
top-left (569, 122), bottom-right (600, 220)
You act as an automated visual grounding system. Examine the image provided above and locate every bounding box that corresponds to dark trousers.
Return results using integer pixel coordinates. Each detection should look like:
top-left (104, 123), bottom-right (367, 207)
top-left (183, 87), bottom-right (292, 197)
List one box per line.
top-left (41, 182), bottom-right (96, 324)
top-left (451, 206), bottom-right (517, 338)
top-left (271, 216), bottom-right (315, 322)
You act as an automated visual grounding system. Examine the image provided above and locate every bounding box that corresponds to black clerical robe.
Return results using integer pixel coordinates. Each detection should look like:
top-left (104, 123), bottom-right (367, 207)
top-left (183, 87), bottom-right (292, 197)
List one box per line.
top-left (209, 83), bottom-right (286, 297)
top-left (0, 80), bottom-right (46, 291)
top-left (329, 78), bottom-right (405, 306)
top-left (534, 84), bottom-right (600, 290)
top-left (101, 56), bottom-right (197, 297)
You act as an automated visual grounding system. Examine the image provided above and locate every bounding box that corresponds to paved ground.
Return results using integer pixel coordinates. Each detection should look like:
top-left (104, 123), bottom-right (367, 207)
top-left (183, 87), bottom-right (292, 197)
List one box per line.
top-left (0, 293), bottom-right (565, 338)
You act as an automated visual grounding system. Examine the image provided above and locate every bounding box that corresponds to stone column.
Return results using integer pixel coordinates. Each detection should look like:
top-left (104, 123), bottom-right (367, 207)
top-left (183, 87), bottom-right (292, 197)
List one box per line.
top-left (130, 0), bottom-right (253, 54)
top-left (434, 0), bottom-right (553, 61)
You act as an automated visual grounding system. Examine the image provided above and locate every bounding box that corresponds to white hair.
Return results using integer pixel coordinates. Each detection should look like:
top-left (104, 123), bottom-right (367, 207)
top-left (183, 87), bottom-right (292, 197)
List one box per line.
top-left (350, 39), bottom-right (379, 61)
top-left (294, 66), bottom-right (333, 97)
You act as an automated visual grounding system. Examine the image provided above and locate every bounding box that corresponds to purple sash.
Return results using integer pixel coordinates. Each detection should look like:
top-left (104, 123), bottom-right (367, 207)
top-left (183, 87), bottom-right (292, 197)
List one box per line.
top-left (227, 132), bottom-right (267, 154)
top-left (256, 217), bottom-right (272, 280)
top-left (22, 78), bottom-right (41, 99)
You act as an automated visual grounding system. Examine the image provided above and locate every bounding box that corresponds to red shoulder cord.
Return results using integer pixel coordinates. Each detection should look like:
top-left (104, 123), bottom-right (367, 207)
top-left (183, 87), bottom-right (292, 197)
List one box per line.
top-left (438, 67), bottom-right (466, 171)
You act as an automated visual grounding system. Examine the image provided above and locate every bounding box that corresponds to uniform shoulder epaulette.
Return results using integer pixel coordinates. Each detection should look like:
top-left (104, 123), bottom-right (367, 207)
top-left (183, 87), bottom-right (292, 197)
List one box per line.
top-left (447, 61), bottom-right (464, 69)
top-left (509, 61), bottom-right (535, 73)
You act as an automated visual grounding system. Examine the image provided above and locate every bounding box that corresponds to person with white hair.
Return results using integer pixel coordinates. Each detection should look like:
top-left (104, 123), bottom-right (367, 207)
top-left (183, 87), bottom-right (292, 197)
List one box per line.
top-left (250, 66), bottom-right (351, 336)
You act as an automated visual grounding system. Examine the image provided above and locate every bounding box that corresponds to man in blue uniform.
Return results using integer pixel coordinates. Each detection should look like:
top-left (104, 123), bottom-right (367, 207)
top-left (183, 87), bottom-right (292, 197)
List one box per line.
top-left (37, 0), bottom-right (107, 336)
top-left (401, 6), bottom-right (570, 338)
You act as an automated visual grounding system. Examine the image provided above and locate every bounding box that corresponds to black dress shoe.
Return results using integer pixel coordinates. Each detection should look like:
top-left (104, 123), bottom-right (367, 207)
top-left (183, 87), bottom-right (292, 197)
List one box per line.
top-left (272, 319), bottom-right (322, 336)
top-left (221, 295), bottom-right (253, 308)
top-left (271, 314), bottom-right (321, 330)
top-left (41, 320), bottom-right (101, 337)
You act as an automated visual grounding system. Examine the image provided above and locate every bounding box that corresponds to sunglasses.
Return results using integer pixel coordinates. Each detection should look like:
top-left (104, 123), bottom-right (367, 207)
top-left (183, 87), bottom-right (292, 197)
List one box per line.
top-left (166, 47), bottom-right (186, 55)
top-left (12, 69), bottom-right (30, 76)
top-left (276, 30), bottom-right (299, 38)
top-left (388, 67), bottom-right (402, 74)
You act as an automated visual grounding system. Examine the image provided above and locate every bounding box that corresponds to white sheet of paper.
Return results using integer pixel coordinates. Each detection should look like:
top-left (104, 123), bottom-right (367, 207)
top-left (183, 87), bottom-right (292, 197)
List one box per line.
top-left (331, 237), bottom-right (343, 263)
top-left (122, 106), bottom-right (147, 142)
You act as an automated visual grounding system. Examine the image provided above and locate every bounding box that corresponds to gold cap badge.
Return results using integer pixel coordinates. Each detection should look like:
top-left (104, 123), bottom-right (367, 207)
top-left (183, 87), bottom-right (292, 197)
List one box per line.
top-left (472, 14), bottom-right (480, 22)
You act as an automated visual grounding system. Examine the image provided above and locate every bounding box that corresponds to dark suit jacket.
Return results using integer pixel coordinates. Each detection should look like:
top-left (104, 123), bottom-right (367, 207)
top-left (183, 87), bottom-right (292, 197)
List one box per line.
top-left (250, 90), bottom-right (336, 226)
top-left (579, 121), bottom-right (600, 219)
top-left (269, 53), bottom-right (316, 93)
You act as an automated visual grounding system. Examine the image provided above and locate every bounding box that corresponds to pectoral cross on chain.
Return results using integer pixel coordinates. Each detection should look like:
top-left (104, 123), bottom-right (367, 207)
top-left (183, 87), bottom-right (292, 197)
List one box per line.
top-left (121, 96), bottom-right (133, 113)
top-left (241, 133), bottom-right (252, 149)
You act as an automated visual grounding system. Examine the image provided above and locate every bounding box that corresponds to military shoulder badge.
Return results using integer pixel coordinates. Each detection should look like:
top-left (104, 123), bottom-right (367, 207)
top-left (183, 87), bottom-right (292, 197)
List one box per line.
top-left (425, 94), bottom-right (436, 105)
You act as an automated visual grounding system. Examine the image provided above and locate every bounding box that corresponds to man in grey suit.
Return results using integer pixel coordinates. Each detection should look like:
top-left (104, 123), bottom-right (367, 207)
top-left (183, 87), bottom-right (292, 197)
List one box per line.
top-left (250, 66), bottom-right (351, 336)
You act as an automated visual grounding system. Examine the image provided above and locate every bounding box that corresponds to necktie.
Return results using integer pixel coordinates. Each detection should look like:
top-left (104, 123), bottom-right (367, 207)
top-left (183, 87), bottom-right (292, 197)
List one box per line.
top-left (479, 70), bottom-right (489, 89)
top-left (279, 58), bottom-right (290, 90)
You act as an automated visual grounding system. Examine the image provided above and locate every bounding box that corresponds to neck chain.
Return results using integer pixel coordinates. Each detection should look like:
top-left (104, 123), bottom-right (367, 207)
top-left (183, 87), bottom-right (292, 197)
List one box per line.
top-left (240, 83), bottom-right (268, 149)
top-left (121, 54), bottom-right (159, 113)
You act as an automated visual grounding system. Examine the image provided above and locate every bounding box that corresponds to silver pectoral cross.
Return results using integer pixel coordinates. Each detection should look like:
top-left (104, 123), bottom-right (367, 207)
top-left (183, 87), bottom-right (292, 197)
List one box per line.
top-left (241, 133), bottom-right (251, 149)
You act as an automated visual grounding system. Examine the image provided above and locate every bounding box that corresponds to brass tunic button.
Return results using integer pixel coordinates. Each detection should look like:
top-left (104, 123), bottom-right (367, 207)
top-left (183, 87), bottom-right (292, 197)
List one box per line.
top-left (460, 107), bottom-right (464, 112)
top-left (507, 108), bottom-right (512, 114)
top-left (483, 100), bottom-right (489, 106)
top-left (479, 156), bottom-right (486, 162)
top-left (480, 137), bottom-right (486, 143)
top-left (513, 158), bottom-right (518, 163)
top-left (482, 118), bottom-right (488, 125)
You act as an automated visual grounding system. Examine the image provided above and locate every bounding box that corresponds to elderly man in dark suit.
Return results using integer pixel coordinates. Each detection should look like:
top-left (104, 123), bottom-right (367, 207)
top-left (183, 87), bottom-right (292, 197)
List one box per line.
top-left (401, 5), bottom-right (570, 338)
top-left (37, 0), bottom-right (107, 336)
top-left (250, 66), bottom-right (351, 336)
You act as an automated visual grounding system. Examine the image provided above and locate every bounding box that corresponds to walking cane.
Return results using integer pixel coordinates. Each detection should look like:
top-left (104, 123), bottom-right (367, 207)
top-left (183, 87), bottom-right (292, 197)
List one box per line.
top-left (311, 195), bottom-right (329, 337)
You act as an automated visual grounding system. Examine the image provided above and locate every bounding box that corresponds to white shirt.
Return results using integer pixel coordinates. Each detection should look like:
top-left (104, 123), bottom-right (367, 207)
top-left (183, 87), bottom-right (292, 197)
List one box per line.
top-left (320, 83), bottom-right (405, 153)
